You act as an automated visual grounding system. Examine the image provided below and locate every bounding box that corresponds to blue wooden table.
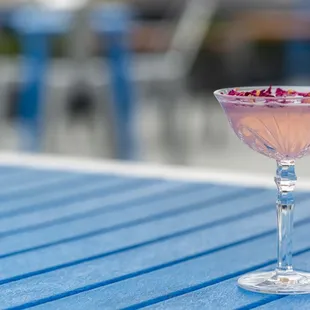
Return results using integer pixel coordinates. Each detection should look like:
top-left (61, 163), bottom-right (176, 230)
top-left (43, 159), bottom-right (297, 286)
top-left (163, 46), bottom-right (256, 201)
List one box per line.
top-left (0, 154), bottom-right (309, 309)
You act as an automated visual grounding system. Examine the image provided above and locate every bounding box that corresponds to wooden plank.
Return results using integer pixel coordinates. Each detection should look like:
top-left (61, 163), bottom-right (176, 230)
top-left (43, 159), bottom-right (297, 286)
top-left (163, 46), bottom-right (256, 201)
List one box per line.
top-left (6, 220), bottom-right (310, 309)
top-left (0, 173), bottom-right (105, 202)
top-left (0, 178), bottom-right (242, 235)
top-left (33, 225), bottom-right (310, 310)
top-left (0, 174), bottom-right (133, 212)
top-left (0, 185), bottom-right (257, 283)
top-left (130, 252), bottom-right (310, 310)
top-left (0, 176), bottom-right (151, 218)
top-left (0, 168), bottom-right (79, 193)
top-left (145, 277), bottom-right (273, 310)
top-left (0, 179), bottom-right (190, 234)
top-left (0, 186), bottom-right (266, 259)
top-left (0, 180), bottom-right (195, 235)
top-left (0, 190), bottom-right (309, 308)
top-left (0, 166), bottom-right (33, 179)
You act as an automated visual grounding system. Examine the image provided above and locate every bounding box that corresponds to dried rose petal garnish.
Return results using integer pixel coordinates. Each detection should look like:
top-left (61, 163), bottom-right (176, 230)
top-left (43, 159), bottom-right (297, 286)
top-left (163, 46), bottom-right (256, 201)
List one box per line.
top-left (226, 86), bottom-right (310, 98)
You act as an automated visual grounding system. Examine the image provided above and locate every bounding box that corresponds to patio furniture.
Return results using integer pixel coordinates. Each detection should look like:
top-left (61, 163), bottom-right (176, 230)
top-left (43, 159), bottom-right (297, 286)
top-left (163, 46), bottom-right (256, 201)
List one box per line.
top-left (9, 2), bottom-right (135, 160)
top-left (0, 153), bottom-right (308, 308)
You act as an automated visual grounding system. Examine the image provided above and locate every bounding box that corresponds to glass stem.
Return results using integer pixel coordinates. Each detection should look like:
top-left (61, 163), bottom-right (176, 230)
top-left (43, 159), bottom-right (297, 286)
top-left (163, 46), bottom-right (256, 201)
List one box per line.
top-left (275, 160), bottom-right (297, 273)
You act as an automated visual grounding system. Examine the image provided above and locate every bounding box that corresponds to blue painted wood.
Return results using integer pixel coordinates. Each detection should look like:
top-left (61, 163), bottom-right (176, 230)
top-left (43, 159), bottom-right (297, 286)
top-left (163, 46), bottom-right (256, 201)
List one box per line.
top-left (135, 252), bottom-right (310, 310)
top-left (0, 181), bottom-right (197, 234)
top-left (0, 180), bottom-right (179, 235)
top-left (0, 187), bottom-right (255, 283)
top-left (0, 165), bottom-right (307, 308)
top-left (13, 199), bottom-right (310, 310)
top-left (0, 173), bottom-right (124, 205)
top-left (0, 176), bottom-right (152, 218)
top-left (0, 168), bottom-right (90, 194)
top-left (0, 166), bottom-right (34, 177)
top-left (0, 172), bottom-right (95, 199)
top-left (0, 178), bottom-right (148, 215)
top-left (0, 187), bottom-right (266, 261)
top-left (0, 203), bottom-right (300, 306)
top-left (0, 182), bottom-right (203, 236)
top-left (0, 181), bottom-right (240, 225)
top-left (0, 169), bottom-right (60, 187)
top-left (146, 276), bottom-right (274, 310)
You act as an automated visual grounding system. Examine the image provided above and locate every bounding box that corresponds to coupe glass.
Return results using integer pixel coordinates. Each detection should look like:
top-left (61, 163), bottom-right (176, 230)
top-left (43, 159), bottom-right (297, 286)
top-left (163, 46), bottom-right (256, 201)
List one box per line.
top-left (214, 86), bottom-right (310, 294)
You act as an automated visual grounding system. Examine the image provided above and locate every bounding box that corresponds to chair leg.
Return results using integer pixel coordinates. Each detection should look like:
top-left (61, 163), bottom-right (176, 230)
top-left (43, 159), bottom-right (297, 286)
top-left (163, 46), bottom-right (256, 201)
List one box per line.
top-left (18, 32), bottom-right (49, 153)
top-left (94, 4), bottom-right (136, 160)
top-left (105, 33), bottom-right (137, 161)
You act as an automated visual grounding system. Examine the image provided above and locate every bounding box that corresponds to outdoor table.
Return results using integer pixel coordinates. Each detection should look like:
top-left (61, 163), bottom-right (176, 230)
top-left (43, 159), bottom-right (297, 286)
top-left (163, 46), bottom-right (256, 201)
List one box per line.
top-left (0, 153), bottom-right (308, 309)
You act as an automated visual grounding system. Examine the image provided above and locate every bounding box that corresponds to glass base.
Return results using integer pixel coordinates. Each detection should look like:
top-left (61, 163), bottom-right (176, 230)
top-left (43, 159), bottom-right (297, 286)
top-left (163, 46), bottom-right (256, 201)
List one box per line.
top-left (238, 270), bottom-right (310, 294)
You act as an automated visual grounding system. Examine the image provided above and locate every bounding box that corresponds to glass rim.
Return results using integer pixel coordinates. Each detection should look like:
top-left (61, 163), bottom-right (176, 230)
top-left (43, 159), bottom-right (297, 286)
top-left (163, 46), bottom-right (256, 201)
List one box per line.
top-left (214, 86), bottom-right (310, 102)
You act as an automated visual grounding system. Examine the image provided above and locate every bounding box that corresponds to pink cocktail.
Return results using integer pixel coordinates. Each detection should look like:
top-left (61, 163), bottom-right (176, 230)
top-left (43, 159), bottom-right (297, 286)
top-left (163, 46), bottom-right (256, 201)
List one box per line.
top-left (214, 86), bottom-right (310, 294)
top-left (224, 101), bottom-right (310, 160)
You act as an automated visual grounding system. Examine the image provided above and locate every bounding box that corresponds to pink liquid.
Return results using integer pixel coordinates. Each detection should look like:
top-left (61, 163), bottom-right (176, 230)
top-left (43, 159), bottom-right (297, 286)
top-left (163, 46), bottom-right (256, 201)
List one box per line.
top-left (222, 103), bottom-right (310, 160)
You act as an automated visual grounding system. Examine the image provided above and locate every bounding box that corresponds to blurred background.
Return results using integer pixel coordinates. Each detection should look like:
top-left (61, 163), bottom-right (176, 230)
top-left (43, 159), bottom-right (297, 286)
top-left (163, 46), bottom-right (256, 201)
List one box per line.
top-left (1, 0), bottom-right (310, 176)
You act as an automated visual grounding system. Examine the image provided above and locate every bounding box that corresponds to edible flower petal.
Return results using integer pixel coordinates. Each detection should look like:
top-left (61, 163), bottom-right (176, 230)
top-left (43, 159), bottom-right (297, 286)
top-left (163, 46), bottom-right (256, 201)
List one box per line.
top-left (226, 86), bottom-right (310, 98)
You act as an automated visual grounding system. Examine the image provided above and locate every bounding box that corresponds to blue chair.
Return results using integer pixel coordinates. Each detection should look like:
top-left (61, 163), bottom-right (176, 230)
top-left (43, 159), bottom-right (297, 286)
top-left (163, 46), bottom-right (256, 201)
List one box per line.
top-left (92, 4), bottom-right (137, 160)
top-left (10, 5), bottom-right (72, 152)
top-left (10, 4), bottom-right (136, 160)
